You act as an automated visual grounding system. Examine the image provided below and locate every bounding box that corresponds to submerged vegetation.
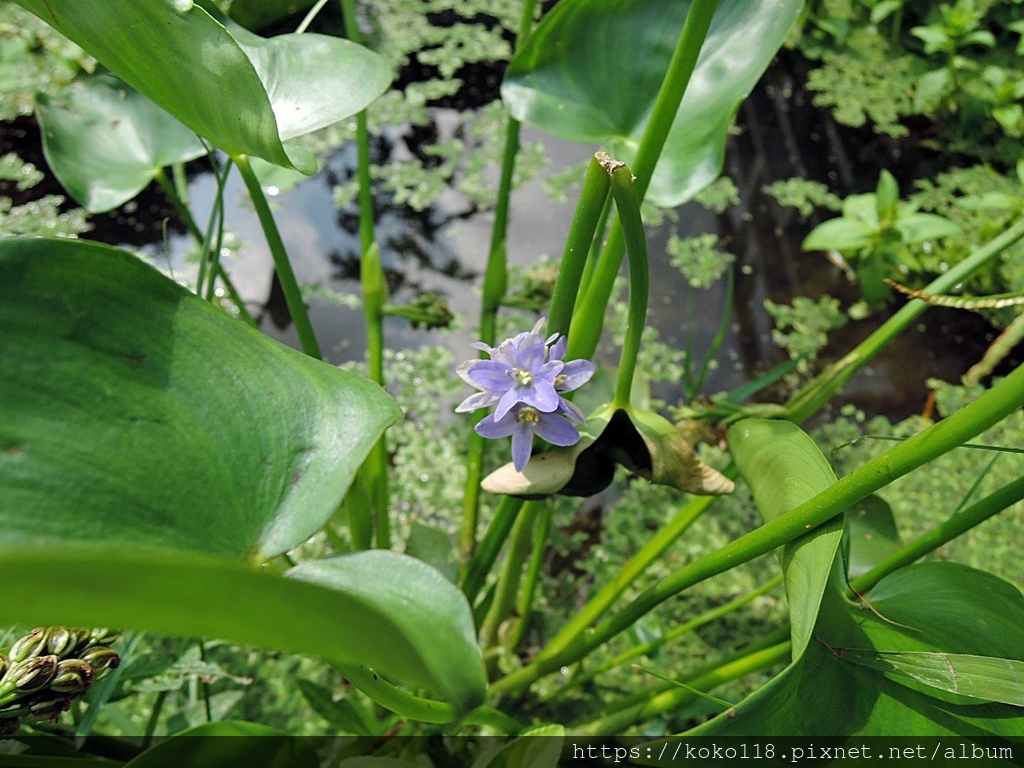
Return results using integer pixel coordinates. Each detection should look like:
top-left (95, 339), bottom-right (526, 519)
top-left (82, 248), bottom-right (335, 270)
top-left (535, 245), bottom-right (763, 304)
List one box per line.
top-left (0, 0), bottom-right (1022, 759)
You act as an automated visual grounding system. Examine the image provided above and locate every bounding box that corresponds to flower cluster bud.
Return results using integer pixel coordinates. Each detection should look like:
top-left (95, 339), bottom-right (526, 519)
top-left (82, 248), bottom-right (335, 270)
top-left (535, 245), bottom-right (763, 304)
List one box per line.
top-left (0, 626), bottom-right (121, 738)
top-left (10, 655), bottom-right (59, 694)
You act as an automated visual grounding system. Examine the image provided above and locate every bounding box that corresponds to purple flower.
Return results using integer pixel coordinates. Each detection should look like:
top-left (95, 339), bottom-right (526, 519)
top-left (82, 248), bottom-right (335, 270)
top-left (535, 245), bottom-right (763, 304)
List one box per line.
top-left (457, 318), bottom-right (596, 471)
top-left (476, 402), bottom-right (581, 471)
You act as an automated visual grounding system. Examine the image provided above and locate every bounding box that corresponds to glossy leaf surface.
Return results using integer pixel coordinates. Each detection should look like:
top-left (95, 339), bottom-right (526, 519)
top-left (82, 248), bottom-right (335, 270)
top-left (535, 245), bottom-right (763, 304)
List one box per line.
top-left (501, 0), bottom-right (801, 206)
top-left (14, 0), bottom-right (390, 172)
top-left (36, 73), bottom-right (207, 212)
top-left (0, 237), bottom-right (399, 559)
top-left (0, 549), bottom-right (486, 712)
top-left (676, 563), bottom-right (1024, 737)
top-left (728, 419), bottom-right (843, 660)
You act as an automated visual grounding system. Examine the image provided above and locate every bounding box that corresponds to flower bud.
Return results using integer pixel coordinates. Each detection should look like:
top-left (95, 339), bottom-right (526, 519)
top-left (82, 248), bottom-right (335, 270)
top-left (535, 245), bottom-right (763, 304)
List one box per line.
top-left (45, 628), bottom-right (76, 658)
top-left (0, 653), bottom-right (8, 679)
top-left (8, 628), bottom-right (48, 664)
top-left (50, 659), bottom-right (93, 696)
top-left (79, 646), bottom-right (120, 674)
top-left (10, 655), bottom-right (59, 693)
top-left (27, 695), bottom-right (70, 723)
top-left (88, 629), bottom-right (120, 647)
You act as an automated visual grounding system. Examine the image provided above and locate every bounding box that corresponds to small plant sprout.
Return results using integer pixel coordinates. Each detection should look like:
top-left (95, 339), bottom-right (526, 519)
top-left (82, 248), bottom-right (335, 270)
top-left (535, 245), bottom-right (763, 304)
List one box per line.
top-left (456, 318), bottom-right (595, 470)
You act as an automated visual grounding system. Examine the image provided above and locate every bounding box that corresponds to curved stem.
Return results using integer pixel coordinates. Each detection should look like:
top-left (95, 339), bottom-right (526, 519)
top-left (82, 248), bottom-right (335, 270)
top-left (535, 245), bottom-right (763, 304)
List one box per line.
top-left (335, 664), bottom-right (521, 733)
top-left (233, 154), bottom-right (322, 359)
top-left (603, 157), bottom-right (648, 409)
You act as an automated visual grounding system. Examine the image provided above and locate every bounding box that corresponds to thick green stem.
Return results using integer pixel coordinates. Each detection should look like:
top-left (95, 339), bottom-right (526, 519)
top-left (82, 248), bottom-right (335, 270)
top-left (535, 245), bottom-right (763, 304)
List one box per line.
top-left (554, 573), bottom-right (783, 697)
top-left (568, 0), bottom-right (720, 359)
top-left (340, 0), bottom-right (390, 548)
top-left (491, 361), bottom-right (1024, 695)
top-left (602, 157), bottom-right (648, 409)
top-left (850, 473), bottom-right (1024, 596)
top-left (480, 501), bottom-right (539, 656)
top-left (786, 216), bottom-right (1024, 421)
top-left (234, 154), bottom-right (322, 359)
top-left (547, 155), bottom-right (611, 337)
top-left (462, 495), bottom-right (526, 604)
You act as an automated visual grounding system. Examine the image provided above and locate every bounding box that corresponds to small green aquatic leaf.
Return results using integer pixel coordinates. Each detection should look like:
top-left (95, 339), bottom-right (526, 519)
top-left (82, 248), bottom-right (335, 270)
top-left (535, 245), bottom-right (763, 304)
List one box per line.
top-left (501, 0), bottom-right (801, 206)
top-left (14, 0), bottom-right (390, 172)
top-left (727, 419), bottom-right (843, 660)
top-left (0, 237), bottom-right (400, 560)
top-left (36, 73), bottom-right (207, 212)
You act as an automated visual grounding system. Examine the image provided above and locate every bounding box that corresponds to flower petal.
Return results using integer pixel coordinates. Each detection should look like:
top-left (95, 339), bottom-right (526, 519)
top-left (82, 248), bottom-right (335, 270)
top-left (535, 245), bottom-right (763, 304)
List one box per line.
top-left (556, 397), bottom-right (587, 424)
top-left (511, 418), bottom-right (535, 471)
top-left (456, 390), bottom-right (498, 413)
top-left (533, 412), bottom-right (580, 446)
top-left (526, 380), bottom-right (561, 412)
top-left (461, 359), bottom-right (512, 392)
top-left (548, 335), bottom-right (567, 362)
top-left (475, 411), bottom-right (516, 440)
top-left (555, 359), bottom-right (596, 392)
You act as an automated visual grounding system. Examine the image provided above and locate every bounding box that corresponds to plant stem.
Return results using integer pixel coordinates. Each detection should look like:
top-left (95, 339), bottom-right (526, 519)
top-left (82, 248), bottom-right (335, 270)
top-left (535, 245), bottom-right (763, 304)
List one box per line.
top-left (459, 0), bottom-right (539, 565)
top-left (568, 0), bottom-right (720, 359)
top-left (540, 471), bottom-right (733, 660)
top-left (785, 216), bottom-right (1024, 421)
top-left (340, 0), bottom-right (391, 548)
top-left (850, 472), bottom-right (1024, 596)
top-left (508, 501), bottom-right (550, 653)
top-left (491, 360), bottom-right (1024, 695)
top-left (335, 664), bottom-right (521, 733)
top-left (574, 637), bottom-right (790, 735)
top-left (603, 157), bottom-right (648, 409)
top-left (153, 168), bottom-right (255, 326)
top-left (480, 501), bottom-right (539, 656)
top-left (462, 495), bottom-right (525, 604)
top-left (547, 155), bottom-right (610, 337)
top-left (555, 573), bottom-right (783, 697)
top-left (233, 154), bottom-right (322, 359)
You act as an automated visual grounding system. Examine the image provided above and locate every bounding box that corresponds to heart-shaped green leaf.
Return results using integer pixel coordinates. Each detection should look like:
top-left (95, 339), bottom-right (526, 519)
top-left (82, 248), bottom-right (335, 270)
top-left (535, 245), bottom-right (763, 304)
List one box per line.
top-left (0, 237), bottom-right (400, 560)
top-left (14, 0), bottom-right (391, 172)
top-left (35, 73), bottom-right (208, 212)
top-left (727, 419), bottom-right (844, 660)
top-left (501, 0), bottom-right (801, 206)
